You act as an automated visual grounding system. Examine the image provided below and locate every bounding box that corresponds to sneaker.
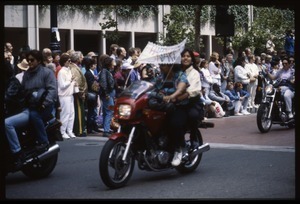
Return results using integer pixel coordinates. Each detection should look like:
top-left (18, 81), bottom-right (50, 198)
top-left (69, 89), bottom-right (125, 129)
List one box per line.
top-left (62, 133), bottom-right (70, 139)
top-left (67, 132), bottom-right (76, 138)
top-left (234, 112), bottom-right (243, 116)
top-left (288, 112), bottom-right (294, 119)
top-left (241, 110), bottom-right (251, 115)
top-left (171, 149), bottom-right (182, 166)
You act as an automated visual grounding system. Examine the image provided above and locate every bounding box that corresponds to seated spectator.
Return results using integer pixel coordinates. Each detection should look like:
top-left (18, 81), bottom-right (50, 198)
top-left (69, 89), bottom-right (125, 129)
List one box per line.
top-left (208, 83), bottom-right (231, 117)
top-left (227, 82), bottom-right (251, 115)
top-left (224, 82), bottom-right (243, 116)
top-left (200, 87), bottom-right (224, 118)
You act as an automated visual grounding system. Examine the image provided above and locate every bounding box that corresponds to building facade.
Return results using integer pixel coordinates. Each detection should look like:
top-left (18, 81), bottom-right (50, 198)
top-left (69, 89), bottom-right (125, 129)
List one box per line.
top-left (4, 5), bottom-right (220, 57)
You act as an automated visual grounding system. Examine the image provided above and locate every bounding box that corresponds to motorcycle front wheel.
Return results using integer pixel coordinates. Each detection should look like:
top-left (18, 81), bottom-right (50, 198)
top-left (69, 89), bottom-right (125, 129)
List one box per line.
top-left (257, 104), bottom-right (272, 133)
top-left (176, 128), bottom-right (203, 174)
top-left (99, 138), bottom-right (135, 189)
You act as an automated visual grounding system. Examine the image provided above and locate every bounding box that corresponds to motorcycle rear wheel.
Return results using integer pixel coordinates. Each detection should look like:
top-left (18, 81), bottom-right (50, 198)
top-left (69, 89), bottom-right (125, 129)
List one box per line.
top-left (21, 153), bottom-right (58, 179)
top-left (176, 128), bottom-right (203, 174)
top-left (99, 139), bottom-right (135, 189)
top-left (257, 104), bottom-right (272, 133)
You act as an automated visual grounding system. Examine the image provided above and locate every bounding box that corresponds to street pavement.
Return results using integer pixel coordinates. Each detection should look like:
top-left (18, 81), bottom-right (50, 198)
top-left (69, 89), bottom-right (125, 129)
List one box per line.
top-left (87, 113), bottom-right (295, 151)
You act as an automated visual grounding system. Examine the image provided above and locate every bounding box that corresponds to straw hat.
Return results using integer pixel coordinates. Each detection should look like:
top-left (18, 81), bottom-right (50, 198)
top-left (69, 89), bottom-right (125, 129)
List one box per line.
top-left (133, 61), bottom-right (142, 68)
top-left (17, 59), bottom-right (29, 71)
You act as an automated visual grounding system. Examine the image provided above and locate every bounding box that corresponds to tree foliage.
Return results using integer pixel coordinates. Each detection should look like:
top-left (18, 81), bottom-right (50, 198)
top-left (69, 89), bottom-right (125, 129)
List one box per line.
top-left (232, 7), bottom-right (294, 54)
top-left (161, 5), bottom-right (294, 54)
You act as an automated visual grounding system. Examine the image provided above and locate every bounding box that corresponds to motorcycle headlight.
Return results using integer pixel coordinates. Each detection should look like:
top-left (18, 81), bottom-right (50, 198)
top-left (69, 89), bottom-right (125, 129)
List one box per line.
top-left (118, 104), bottom-right (132, 117)
top-left (265, 84), bottom-right (274, 95)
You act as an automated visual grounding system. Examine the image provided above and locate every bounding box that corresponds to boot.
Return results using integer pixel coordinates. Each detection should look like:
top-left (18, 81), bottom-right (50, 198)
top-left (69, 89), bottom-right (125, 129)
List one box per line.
top-left (12, 150), bottom-right (25, 170)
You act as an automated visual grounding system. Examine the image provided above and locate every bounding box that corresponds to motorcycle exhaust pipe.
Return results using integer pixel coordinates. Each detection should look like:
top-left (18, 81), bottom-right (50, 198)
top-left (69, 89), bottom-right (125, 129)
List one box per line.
top-left (189, 143), bottom-right (210, 158)
top-left (25, 144), bottom-right (60, 163)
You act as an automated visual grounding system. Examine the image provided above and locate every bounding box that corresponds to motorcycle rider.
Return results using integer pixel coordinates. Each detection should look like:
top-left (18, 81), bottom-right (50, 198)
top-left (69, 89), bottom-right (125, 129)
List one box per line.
top-left (5, 49), bottom-right (58, 168)
top-left (153, 63), bottom-right (190, 166)
top-left (266, 57), bottom-right (295, 119)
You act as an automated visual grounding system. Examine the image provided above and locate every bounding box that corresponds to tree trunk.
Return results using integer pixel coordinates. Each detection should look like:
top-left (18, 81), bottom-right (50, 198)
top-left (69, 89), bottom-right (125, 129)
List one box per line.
top-left (194, 5), bottom-right (202, 53)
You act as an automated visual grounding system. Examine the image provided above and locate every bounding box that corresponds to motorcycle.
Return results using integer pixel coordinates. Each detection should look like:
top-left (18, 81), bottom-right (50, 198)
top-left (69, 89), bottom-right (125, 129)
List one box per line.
top-left (99, 80), bottom-right (214, 189)
top-left (3, 116), bottom-right (62, 179)
top-left (256, 73), bottom-right (295, 133)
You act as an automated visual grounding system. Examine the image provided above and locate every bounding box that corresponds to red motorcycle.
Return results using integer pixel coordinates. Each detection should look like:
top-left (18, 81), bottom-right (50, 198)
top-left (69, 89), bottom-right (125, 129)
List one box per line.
top-left (99, 80), bottom-right (213, 189)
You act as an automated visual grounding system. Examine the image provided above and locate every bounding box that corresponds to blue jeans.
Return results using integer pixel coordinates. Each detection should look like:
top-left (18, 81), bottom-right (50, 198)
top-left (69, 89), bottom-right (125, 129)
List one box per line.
top-left (100, 90), bottom-right (115, 133)
top-left (29, 104), bottom-right (54, 144)
top-left (5, 109), bottom-right (30, 153)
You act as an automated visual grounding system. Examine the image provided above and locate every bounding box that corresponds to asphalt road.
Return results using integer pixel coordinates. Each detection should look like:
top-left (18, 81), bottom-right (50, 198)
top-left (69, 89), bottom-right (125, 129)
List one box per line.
top-left (4, 113), bottom-right (296, 200)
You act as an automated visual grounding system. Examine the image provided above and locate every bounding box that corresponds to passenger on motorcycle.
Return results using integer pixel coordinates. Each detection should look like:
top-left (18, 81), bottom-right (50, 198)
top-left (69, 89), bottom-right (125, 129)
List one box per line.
top-left (177, 48), bottom-right (203, 149)
top-left (153, 63), bottom-right (189, 166)
top-left (5, 50), bottom-right (58, 168)
top-left (266, 57), bottom-right (295, 119)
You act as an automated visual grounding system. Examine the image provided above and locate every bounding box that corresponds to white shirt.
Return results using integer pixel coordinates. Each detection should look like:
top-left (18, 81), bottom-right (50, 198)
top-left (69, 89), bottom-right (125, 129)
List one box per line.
top-left (200, 67), bottom-right (213, 88)
top-left (185, 65), bottom-right (201, 98)
top-left (57, 66), bottom-right (75, 96)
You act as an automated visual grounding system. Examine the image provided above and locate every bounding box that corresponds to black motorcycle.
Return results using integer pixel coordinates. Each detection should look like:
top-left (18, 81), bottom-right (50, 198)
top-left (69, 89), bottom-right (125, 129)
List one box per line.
top-left (256, 74), bottom-right (295, 133)
top-left (3, 116), bottom-right (62, 179)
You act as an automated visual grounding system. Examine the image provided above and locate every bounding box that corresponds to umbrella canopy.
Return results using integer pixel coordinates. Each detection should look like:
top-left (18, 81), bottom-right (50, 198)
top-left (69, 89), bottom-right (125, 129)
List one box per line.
top-left (137, 38), bottom-right (187, 64)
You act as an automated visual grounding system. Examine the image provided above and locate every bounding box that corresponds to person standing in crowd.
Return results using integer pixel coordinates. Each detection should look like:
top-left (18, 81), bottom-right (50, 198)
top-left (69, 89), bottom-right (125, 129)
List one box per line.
top-left (98, 57), bottom-right (116, 137)
top-left (116, 47), bottom-right (127, 63)
top-left (266, 35), bottom-right (275, 53)
top-left (126, 60), bottom-right (141, 87)
top-left (224, 53), bottom-right (235, 83)
top-left (245, 54), bottom-right (259, 109)
top-left (234, 56), bottom-right (251, 92)
top-left (284, 29), bottom-right (295, 57)
top-left (200, 60), bottom-right (213, 98)
top-left (57, 53), bottom-right (77, 139)
top-left (208, 52), bottom-right (222, 86)
top-left (5, 42), bottom-right (18, 72)
top-left (220, 55), bottom-right (230, 93)
top-left (84, 57), bottom-right (101, 134)
top-left (113, 59), bottom-right (125, 98)
top-left (126, 47), bottom-right (139, 64)
top-left (109, 44), bottom-right (119, 60)
top-left (70, 51), bottom-right (88, 137)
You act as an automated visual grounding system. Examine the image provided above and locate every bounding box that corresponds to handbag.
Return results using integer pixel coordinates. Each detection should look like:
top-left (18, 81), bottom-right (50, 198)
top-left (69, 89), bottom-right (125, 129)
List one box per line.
top-left (87, 92), bottom-right (97, 104)
top-left (91, 81), bottom-right (100, 92)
